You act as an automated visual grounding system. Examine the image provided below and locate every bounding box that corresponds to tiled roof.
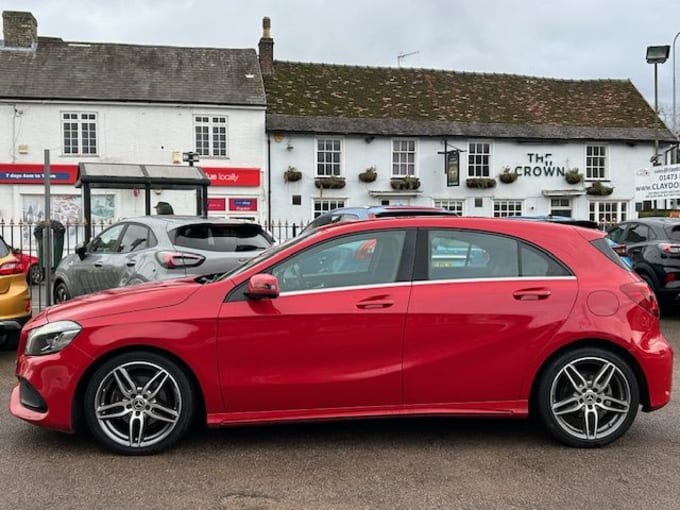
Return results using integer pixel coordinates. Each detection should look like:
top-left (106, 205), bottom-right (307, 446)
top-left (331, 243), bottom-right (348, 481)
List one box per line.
top-left (264, 61), bottom-right (673, 141)
top-left (0, 38), bottom-right (266, 106)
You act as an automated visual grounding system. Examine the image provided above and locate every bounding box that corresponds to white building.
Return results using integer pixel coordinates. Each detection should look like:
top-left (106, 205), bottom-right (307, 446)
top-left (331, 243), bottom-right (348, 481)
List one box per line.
top-left (259, 23), bottom-right (676, 227)
top-left (0, 11), bottom-right (267, 226)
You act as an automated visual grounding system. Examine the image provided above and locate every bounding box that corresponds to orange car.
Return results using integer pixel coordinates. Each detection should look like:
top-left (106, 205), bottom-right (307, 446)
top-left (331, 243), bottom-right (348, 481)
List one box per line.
top-left (0, 236), bottom-right (31, 350)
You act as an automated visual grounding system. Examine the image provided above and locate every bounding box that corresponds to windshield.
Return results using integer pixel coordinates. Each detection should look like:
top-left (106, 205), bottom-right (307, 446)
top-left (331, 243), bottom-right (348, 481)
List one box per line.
top-left (214, 228), bottom-right (316, 280)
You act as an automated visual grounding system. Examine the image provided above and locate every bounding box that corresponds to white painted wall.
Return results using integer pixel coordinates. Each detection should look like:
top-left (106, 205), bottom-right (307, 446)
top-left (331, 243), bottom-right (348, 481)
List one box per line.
top-left (268, 134), bottom-right (656, 223)
top-left (0, 101), bottom-right (266, 221)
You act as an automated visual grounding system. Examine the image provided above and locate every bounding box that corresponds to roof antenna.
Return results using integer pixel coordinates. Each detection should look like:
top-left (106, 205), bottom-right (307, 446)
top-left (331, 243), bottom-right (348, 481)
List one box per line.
top-left (397, 50), bottom-right (420, 68)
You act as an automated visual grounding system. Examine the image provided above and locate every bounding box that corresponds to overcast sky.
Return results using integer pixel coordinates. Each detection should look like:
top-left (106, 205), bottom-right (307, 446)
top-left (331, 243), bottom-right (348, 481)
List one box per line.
top-left (5, 0), bottom-right (680, 129)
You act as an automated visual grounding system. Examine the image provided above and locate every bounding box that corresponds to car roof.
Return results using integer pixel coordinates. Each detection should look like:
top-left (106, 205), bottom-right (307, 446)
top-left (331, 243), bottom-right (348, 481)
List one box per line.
top-left (510, 215), bottom-right (599, 229)
top-left (120, 216), bottom-right (261, 227)
top-left (620, 217), bottom-right (680, 225)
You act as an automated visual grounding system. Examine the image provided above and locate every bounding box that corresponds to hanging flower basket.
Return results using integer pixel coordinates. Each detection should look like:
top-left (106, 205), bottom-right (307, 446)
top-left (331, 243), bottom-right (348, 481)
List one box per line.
top-left (565, 168), bottom-right (583, 185)
top-left (390, 176), bottom-right (421, 190)
top-left (586, 181), bottom-right (614, 196)
top-left (498, 168), bottom-right (518, 184)
top-left (283, 166), bottom-right (302, 182)
top-left (314, 175), bottom-right (346, 189)
top-left (358, 167), bottom-right (377, 183)
top-left (466, 177), bottom-right (497, 189)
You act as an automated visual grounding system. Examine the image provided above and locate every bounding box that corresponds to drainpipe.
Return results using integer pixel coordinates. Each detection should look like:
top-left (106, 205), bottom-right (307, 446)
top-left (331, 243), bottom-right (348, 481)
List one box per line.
top-left (267, 134), bottom-right (272, 225)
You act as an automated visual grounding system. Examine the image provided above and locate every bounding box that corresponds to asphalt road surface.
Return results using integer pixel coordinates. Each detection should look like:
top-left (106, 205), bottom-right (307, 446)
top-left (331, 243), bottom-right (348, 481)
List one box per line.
top-left (1, 319), bottom-right (678, 510)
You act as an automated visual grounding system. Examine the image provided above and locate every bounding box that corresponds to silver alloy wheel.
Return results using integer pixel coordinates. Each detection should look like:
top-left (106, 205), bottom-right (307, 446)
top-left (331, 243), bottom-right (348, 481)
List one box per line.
top-left (550, 356), bottom-right (632, 441)
top-left (28, 264), bottom-right (42, 284)
top-left (93, 361), bottom-right (183, 449)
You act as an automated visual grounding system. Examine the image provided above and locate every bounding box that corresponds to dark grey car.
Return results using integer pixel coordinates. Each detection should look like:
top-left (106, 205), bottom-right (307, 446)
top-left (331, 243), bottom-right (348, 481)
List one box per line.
top-left (53, 216), bottom-right (275, 302)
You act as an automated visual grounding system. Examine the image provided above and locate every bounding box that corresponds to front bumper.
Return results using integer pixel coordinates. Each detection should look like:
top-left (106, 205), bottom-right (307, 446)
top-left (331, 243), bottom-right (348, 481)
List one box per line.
top-left (9, 344), bottom-right (94, 433)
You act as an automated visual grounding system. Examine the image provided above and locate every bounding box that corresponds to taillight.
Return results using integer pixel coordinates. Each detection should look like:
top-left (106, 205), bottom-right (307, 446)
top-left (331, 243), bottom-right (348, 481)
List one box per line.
top-left (621, 281), bottom-right (660, 317)
top-left (658, 243), bottom-right (680, 255)
top-left (155, 251), bottom-right (205, 269)
top-left (0, 260), bottom-right (23, 275)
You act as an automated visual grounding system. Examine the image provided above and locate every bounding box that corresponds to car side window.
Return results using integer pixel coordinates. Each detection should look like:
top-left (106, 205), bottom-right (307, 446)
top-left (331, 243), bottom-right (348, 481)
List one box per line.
top-left (607, 225), bottom-right (626, 243)
top-left (90, 224), bottom-right (126, 253)
top-left (427, 230), bottom-right (569, 280)
top-left (520, 243), bottom-right (570, 277)
top-left (624, 224), bottom-right (649, 243)
top-left (272, 230), bottom-right (406, 292)
top-left (428, 230), bottom-right (513, 280)
top-left (118, 224), bottom-right (155, 253)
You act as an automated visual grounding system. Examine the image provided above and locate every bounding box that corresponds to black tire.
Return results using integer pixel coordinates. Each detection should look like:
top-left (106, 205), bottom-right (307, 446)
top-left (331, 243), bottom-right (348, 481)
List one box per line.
top-left (0, 330), bottom-right (20, 351)
top-left (53, 281), bottom-right (71, 303)
top-left (536, 347), bottom-right (639, 448)
top-left (83, 351), bottom-right (195, 455)
top-left (28, 264), bottom-right (43, 285)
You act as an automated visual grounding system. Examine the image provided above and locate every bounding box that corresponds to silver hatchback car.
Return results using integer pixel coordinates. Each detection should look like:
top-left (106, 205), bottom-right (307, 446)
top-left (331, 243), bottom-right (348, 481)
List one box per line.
top-left (53, 216), bottom-right (275, 302)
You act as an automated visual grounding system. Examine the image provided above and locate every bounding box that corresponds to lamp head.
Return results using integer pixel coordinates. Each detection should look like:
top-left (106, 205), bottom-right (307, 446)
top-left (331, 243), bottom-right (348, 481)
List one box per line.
top-left (646, 45), bottom-right (670, 64)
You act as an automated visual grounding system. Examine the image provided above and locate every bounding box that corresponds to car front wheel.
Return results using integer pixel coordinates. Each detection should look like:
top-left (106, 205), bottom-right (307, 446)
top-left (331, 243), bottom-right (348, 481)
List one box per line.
top-left (53, 281), bottom-right (70, 303)
top-left (84, 351), bottom-right (195, 455)
top-left (536, 347), bottom-right (639, 447)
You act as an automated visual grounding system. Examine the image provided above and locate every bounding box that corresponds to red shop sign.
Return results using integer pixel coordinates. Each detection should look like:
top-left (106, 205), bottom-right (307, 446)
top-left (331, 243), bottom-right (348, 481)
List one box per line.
top-left (207, 198), bottom-right (226, 211)
top-left (0, 163), bottom-right (78, 185)
top-left (202, 167), bottom-right (260, 187)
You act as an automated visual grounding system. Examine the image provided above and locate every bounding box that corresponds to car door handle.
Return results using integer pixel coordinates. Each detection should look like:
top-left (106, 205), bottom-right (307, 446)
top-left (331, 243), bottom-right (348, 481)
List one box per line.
top-left (126, 259), bottom-right (137, 267)
top-left (513, 288), bottom-right (551, 300)
top-left (94, 262), bottom-right (103, 268)
top-left (356, 299), bottom-right (395, 309)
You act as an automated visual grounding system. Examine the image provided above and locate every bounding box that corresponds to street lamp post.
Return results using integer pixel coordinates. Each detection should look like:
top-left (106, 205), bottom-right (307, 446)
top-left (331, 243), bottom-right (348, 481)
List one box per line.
top-left (674, 32), bottom-right (680, 137)
top-left (646, 45), bottom-right (671, 165)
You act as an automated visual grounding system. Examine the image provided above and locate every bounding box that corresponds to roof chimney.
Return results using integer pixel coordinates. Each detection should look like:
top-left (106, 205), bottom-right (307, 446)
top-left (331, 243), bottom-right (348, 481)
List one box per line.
top-left (2, 11), bottom-right (37, 48)
top-left (258, 16), bottom-right (274, 75)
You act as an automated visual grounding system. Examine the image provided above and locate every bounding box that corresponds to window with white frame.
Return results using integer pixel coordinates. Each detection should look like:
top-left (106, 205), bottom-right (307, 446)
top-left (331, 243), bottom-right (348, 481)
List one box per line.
top-left (316, 138), bottom-right (342, 176)
top-left (586, 144), bottom-right (607, 180)
top-left (62, 112), bottom-right (98, 155)
top-left (550, 198), bottom-right (572, 217)
top-left (392, 139), bottom-right (416, 176)
top-left (589, 200), bottom-right (628, 229)
top-left (194, 115), bottom-right (228, 157)
top-left (493, 200), bottom-right (523, 217)
top-left (434, 199), bottom-right (464, 215)
top-left (313, 198), bottom-right (345, 218)
top-left (468, 142), bottom-right (491, 177)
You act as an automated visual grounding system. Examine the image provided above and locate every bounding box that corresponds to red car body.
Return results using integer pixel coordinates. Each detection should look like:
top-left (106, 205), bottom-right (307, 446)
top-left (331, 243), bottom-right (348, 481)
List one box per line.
top-left (9, 217), bottom-right (673, 454)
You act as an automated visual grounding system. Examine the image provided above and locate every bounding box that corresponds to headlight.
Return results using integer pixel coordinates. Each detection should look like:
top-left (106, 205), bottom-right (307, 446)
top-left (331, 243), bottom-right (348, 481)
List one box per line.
top-left (25, 320), bottom-right (82, 356)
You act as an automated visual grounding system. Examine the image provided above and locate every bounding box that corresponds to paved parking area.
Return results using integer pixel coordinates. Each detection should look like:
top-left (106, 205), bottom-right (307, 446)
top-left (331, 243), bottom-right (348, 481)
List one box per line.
top-left (1, 318), bottom-right (678, 510)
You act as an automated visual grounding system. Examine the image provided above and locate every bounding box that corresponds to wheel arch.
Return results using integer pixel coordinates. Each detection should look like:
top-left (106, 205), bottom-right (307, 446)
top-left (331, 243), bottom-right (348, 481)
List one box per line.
top-left (71, 345), bottom-right (207, 433)
top-left (528, 339), bottom-right (651, 416)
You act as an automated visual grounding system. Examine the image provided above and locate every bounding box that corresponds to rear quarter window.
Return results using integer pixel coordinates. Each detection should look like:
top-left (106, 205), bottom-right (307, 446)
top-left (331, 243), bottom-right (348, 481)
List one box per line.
top-left (172, 224), bottom-right (272, 252)
top-left (591, 237), bottom-right (631, 271)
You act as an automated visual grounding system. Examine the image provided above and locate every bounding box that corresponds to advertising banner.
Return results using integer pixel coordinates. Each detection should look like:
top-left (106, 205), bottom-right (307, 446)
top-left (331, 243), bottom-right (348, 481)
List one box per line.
top-left (635, 164), bottom-right (680, 201)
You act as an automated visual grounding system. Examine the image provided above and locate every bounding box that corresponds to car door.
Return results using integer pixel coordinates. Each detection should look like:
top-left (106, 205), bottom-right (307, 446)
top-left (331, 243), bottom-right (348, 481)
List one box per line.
top-left (116, 223), bottom-right (157, 286)
top-left (403, 228), bottom-right (578, 406)
top-left (216, 229), bottom-right (415, 413)
top-left (71, 223), bottom-right (126, 295)
top-left (619, 223), bottom-right (654, 265)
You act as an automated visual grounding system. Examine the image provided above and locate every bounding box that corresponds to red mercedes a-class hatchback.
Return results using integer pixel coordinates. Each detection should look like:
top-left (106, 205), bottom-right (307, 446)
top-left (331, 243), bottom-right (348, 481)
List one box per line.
top-left (9, 217), bottom-right (673, 455)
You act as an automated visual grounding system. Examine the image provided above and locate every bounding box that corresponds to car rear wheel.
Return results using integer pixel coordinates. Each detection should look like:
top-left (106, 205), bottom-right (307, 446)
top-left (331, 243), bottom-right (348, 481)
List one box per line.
top-left (28, 264), bottom-right (43, 285)
top-left (536, 347), bottom-right (639, 447)
top-left (53, 281), bottom-right (70, 303)
top-left (84, 351), bottom-right (195, 455)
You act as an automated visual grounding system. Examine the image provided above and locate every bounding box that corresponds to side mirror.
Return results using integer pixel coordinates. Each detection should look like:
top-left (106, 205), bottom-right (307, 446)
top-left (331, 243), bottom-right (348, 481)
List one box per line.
top-left (245, 273), bottom-right (280, 299)
top-left (75, 243), bottom-right (88, 261)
